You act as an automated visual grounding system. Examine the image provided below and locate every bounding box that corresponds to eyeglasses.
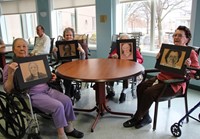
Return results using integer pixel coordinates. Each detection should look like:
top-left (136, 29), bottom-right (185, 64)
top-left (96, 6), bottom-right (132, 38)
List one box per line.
top-left (172, 34), bottom-right (186, 38)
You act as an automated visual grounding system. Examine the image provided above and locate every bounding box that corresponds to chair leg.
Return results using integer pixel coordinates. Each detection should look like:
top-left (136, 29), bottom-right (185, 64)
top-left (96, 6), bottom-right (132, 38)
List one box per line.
top-left (184, 95), bottom-right (189, 122)
top-left (168, 100), bottom-right (171, 108)
top-left (153, 102), bottom-right (159, 131)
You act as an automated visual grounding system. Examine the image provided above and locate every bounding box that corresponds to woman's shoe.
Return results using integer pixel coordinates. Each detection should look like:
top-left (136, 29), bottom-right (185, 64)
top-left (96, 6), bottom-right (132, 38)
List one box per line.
top-left (123, 118), bottom-right (137, 128)
top-left (65, 129), bottom-right (84, 138)
top-left (119, 92), bottom-right (126, 103)
top-left (106, 91), bottom-right (115, 99)
top-left (135, 115), bottom-right (152, 129)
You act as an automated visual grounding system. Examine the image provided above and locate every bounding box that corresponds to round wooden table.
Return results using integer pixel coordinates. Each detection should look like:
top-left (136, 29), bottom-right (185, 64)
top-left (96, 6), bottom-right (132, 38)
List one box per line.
top-left (56, 58), bottom-right (145, 132)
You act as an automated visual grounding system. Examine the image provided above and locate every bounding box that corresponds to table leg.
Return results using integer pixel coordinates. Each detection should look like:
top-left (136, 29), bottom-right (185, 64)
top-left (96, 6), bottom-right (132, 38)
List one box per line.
top-left (74, 82), bottom-right (133, 132)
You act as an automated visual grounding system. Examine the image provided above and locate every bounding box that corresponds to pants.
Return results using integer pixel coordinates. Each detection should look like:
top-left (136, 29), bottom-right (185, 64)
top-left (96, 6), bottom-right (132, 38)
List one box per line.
top-left (31, 88), bottom-right (76, 129)
top-left (134, 77), bottom-right (182, 120)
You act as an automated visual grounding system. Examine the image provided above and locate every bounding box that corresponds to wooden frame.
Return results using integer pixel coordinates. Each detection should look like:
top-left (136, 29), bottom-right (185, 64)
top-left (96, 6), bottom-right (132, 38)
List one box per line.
top-left (13, 55), bottom-right (51, 90)
top-left (116, 39), bottom-right (137, 61)
top-left (56, 40), bottom-right (79, 60)
top-left (155, 43), bottom-right (192, 75)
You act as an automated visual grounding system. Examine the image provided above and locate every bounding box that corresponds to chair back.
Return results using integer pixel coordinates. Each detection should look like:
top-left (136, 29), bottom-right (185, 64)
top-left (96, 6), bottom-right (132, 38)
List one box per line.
top-left (74, 34), bottom-right (89, 59)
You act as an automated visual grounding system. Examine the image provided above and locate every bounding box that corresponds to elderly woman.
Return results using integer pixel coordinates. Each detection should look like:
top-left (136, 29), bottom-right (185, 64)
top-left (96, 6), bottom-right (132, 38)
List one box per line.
top-left (123, 25), bottom-right (200, 129)
top-left (3, 38), bottom-right (84, 139)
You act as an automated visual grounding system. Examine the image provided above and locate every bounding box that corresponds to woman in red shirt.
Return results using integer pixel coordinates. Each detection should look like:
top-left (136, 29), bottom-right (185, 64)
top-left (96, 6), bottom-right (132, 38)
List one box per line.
top-left (123, 25), bottom-right (199, 129)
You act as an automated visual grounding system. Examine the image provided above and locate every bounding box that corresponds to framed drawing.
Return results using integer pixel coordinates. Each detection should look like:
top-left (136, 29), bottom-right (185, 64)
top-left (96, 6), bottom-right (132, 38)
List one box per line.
top-left (56, 40), bottom-right (79, 60)
top-left (155, 43), bottom-right (192, 75)
top-left (13, 55), bottom-right (51, 90)
top-left (116, 39), bottom-right (137, 61)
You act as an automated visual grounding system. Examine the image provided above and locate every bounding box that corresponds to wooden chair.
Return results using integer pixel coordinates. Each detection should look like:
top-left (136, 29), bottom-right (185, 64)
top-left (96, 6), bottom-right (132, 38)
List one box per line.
top-left (142, 46), bottom-right (200, 130)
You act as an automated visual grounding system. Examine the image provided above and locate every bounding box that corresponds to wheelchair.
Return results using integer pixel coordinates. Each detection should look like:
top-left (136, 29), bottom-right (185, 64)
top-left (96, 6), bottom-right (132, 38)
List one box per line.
top-left (170, 66), bottom-right (200, 137)
top-left (0, 90), bottom-right (46, 139)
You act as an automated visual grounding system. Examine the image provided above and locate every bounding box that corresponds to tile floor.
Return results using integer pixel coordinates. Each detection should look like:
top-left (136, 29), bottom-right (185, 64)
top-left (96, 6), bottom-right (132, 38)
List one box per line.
top-left (0, 82), bottom-right (200, 139)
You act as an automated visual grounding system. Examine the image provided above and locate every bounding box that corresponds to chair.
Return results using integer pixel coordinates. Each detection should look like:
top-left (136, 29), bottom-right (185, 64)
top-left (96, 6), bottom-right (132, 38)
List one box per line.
top-left (143, 69), bottom-right (189, 130)
top-left (142, 46), bottom-right (200, 130)
top-left (0, 91), bottom-right (42, 139)
top-left (74, 34), bottom-right (90, 59)
top-left (48, 38), bottom-right (55, 63)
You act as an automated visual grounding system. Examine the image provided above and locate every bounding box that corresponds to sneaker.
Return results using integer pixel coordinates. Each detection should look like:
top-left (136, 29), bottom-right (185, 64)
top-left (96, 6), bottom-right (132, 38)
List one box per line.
top-left (65, 129), bottom-right (84, 138)
top-left (135, 114), bottom-right (152, 129)
top-left (119, 92), bottom-right (126, 103)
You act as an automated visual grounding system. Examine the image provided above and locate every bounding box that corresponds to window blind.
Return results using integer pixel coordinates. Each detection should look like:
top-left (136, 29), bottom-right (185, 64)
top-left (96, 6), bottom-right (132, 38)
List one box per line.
top-left (0, 0), bottom-right (36, 15)
top-left (53, 0), bottom-right (95, 10)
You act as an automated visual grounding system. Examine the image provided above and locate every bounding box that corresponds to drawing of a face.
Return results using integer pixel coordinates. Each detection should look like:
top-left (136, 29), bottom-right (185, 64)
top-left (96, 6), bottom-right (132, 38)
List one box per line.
top-left (167, 51), bottom-right (179, 66)
top-left (28, 62), bottom-right (39, 77)
top-left (121, 43), bottom-right (131, 54)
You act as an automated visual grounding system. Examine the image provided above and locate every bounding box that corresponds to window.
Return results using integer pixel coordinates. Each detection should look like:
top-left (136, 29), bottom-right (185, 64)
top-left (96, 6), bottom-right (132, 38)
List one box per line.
top-left (0, 13), bottom-right (37, 44)
top-left (118, 0), bottom-right (192, 52)
top-left (52, 6), bottom-right (96, 45)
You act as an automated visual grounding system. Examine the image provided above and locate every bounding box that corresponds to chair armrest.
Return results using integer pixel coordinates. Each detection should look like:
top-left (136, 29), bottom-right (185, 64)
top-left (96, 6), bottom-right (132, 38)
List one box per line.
top-left (142, 68), bottom-right (160, 81)
top-left (187, 66), bottom-right (200, 80)
top-left (162, 78), bottom-right (186, 84)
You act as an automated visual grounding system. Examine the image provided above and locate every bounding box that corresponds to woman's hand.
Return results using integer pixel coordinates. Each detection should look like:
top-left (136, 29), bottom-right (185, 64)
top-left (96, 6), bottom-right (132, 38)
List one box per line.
top-left (111, 53), bottom-right (118, 59)
top-left (156, 52), bottom-right (161, 59)
top-left (185, 58), bottom-right (191, 67)
top-left (8, 62), bottom-right (18, 75)
top-left (51, 73), bottom-right (57, 81)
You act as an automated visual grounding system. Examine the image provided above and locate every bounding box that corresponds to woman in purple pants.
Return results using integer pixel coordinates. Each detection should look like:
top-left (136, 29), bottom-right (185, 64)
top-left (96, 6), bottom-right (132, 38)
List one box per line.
top-left (3, 38), bottom-right (84, 139)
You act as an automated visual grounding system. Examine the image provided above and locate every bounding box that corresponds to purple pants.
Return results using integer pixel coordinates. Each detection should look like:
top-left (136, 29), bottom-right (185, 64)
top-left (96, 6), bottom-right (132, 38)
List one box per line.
top-left (29, 84), bottom-right (76, 129)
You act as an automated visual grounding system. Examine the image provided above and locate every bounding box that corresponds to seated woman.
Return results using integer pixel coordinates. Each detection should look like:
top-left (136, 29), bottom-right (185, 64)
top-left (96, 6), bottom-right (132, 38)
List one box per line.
top-left (107, 34), bottom-right (144, 103)
top-left (61, 27), bottom-right (86, 98)
top-left (3, 38), bottom-right (84, 139)
top-left (123, 25), bottom-right (199, 129)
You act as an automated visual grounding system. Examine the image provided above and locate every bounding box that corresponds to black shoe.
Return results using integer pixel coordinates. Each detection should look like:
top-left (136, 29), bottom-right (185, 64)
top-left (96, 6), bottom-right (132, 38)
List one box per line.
top-left (106, 90), bottom-right (115, 99)
top-left (119, 92), bottom-right (126, 103)
top-left (66, 129), bottom-right (84, 138)
top-left (135, 114), bottom-right (152, 129)
top-left (123, 118), bottom-right (137, 128)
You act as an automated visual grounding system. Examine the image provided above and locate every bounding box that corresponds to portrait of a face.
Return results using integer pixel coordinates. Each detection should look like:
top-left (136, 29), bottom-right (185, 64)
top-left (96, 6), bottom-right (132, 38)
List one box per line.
top-left (20, 60), bottom-right (47, 82)
top-left (120, 43), bottom-right (133, 60)
top-left (56, 40), bottom-right (79, 60)
top-left (61, 44), bottom-right (76, 57)
top-left (155, 43), bottom-right (192, 75)
top-left (13, 55), bottom-right (51, 90)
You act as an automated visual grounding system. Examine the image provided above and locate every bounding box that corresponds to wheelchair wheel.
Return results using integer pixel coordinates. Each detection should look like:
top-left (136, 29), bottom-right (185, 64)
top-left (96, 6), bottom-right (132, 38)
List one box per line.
top-left (171, 123), bottom-right (182, 137)
top-left (28, 133), bottom-right (42, 139)
top-left (0, 91), bottom-right (26, 139)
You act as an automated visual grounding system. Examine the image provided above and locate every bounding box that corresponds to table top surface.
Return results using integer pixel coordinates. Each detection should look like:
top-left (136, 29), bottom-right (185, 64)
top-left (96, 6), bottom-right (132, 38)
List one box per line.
top-left (0, 46), bottom-right (12, 54)
top-left (56, 58), bottom-right (144, 82)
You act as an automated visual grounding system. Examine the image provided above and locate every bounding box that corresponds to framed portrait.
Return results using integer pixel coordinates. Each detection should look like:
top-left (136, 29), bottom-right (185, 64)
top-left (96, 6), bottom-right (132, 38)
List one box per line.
top-left (116, 39), bottom-right (137, 61)
top-left (13, 55), bottom-right (51, 90)
top-left (56, 40), bottom-right (79, 60)
top-left (155, 43), bottom-right (192, 75)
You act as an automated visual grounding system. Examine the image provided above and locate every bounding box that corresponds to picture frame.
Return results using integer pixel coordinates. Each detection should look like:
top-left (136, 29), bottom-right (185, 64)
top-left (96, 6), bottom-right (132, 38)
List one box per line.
top-left (56, 40), bottom-right (79, 60)
top-left (155, 43), bottom-right (192, 75)
top-left (116, 39), bottom-right (137, 61)
top-left (13, 55), bottom-right (51, 90)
